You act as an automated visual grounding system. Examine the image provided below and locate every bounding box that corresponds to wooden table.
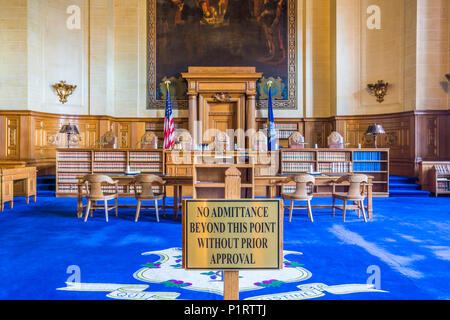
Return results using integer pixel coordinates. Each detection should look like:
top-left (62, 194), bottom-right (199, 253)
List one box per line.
top-left (254, 175), bottom-right (374, 218)
top-left (76, 175), bottom-right (193, 219)
top-left (76, 173), bottom-right (374, 219)
top-left (0, 167), bottom-right (37, 211)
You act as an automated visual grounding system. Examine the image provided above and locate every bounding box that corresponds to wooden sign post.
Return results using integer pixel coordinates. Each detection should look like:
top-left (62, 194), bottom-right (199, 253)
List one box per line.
top-left (182, 167), bottom-right (283, 301)
top-left (224, 167), bottom-right (243, 301)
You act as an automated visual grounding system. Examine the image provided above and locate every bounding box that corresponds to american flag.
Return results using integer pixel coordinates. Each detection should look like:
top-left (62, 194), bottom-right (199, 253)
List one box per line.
top-left (164, 83), bottom-right (175, 150)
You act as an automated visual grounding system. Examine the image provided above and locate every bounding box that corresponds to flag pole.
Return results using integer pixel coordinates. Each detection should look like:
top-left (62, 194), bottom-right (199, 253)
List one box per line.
top-left (164, 80), bottom-right (173, 151)
top-left (267, 81), bottom-right (277, 151)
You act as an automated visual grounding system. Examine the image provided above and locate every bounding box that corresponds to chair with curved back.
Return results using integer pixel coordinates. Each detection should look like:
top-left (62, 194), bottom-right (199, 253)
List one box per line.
top-left (133, 174), bottom-right (166, 222)
top-left (251, 131), bottom-right (268, 151)
top-left (100, 130), bottom-right (118, 149)
top-left (327, 131), bottom-right (344, 149)
top-left (281, 174), bottom-right (315, 222)
top-left (82, 174), bottom-right (119, 222)
top-left (174, 129), bottom-right (193, 151)
top-left (288, 132), bottom-right (307, 149)
top-left (332, 174), bottom-right (369, 222)
top-left (140, 131), bottom-right (158, 149)
top-left (213, 131), bottom-right (232, 152)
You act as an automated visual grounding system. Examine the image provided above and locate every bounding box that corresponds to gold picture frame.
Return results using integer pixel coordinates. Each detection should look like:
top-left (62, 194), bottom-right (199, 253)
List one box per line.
top-left (146, 0), bottom-right (297, 110)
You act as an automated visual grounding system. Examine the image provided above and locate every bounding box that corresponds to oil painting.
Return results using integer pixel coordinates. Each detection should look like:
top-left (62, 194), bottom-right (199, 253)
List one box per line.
top-left (147, 0), bottom-right (297, 109)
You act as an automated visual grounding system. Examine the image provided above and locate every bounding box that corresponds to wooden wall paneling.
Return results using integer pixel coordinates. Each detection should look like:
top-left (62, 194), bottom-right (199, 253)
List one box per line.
top-left (0, 115), bottom-right (5, 159)
top-left (133, 121), bottom-right (147, 149)
top-left (34, 116), bottom-right (61, 159)
top-left (438, 114), bottom-right (450, 159)
top-left (99, 119), bottom-right (114, 144)
top-left (117, 122), bottom-right (131, 149)
top-left (337, 113), bottom-right (415, 176)
top-left (415, 114), bottom-right (439, 160)
top-left (81, 121), bottom-right (99, 149)
top-left (304, 119), bottom-right (333, 148)
top-left (414, 112), bottom-right (450, 171)
top-left (297, 120), bottom-right (305, 139)
top-left (5, 116), bottom-right (20, 160)
top-left (19, 115), bottom-right (31, 161)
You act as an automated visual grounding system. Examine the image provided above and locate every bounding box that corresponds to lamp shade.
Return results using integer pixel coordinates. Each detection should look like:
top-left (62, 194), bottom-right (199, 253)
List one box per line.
top-left (60, 124), bottom-right (79, 135)
top-left (365, 124), bottom-right (385, 135)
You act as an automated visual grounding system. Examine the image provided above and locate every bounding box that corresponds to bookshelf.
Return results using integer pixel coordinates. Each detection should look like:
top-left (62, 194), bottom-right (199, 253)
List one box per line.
top-left (56, 149), bottom-right (164, 196)
top-left (431, 164), bottom-right (450, 196)
top-left (280, 148), bottom-right (389, 196)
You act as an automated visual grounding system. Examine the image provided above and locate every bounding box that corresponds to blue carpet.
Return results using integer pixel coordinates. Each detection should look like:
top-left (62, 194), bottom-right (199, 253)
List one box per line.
top-left (389, 176), bottom-right (431, 197)
top-left (0, 177), bottom-right (449, 300)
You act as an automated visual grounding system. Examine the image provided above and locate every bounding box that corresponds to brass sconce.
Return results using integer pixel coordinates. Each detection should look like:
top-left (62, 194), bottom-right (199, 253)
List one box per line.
top-left (367, 80), bottom-right (389, 103)
top-left (446, 74), bottom-right (450, 81)
top-left (53, 81), bottom-right (77, 104)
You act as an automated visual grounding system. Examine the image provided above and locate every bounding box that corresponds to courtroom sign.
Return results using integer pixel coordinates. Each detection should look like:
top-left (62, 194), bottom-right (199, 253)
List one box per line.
top-left (182, 199), bottom-right (283, 270)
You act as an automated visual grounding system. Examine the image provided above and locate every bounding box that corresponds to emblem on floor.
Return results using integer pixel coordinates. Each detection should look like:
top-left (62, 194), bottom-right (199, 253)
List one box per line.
top-left (57, 247), bottom-right (388, 300)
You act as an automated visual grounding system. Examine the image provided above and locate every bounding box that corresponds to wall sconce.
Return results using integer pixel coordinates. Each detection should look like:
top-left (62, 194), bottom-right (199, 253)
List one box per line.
top-left (60, 123), bottom-right (80, 148)
top-left (445, 74), bottom-right (450, 81)
top-left (53, 81), bottom-right (77, 104)
top-left (367, 80), bottom-right (389, 103)
top-left (365, 123), bottom-right (385, 148)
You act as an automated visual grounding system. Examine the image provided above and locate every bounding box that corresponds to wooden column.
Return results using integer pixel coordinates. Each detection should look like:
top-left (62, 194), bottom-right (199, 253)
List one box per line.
top-left (188, 94), bottom-right (198, 144)
top-left (246, 94), bottom-right (256, 149)
top-left (224, 167), bottom-right (241, 300)
top-left (246, 94), bottom-right (256, 133)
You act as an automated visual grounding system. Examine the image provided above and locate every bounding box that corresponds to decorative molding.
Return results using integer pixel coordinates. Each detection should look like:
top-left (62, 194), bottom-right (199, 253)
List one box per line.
top-left (5, 116), bottom-right (19, 160)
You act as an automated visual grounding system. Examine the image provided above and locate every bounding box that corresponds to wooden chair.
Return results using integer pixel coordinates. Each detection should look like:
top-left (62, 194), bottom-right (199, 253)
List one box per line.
top-left (100, 130), bottom-right (118, 149)
top-left (281, 174), bottom-right (315, 223)
top-left (288, 132), bottom-right (307, 149)
top-left (140, 131), bottom-right (158, 149)
top-left (133, 174), bottom-right (166, 222)
top-left (174, 129), bottom-right (193, 151)
top-left (332, 174), bottom-right (368, 222)
top-left (213, 131), bottom-right (232, 152)
top-left (327, 131), bottom-right (344, 149)
top-left (251, 131), bottom-right (268, 151)
top-left (82, 174), bottom-right (119, 222)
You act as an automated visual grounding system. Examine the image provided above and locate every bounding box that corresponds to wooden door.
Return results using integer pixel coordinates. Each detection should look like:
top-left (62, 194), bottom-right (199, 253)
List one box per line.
top-left (200, 94), bottom-right (245, 147)
top-left (208, 102), bottom-right (236, 138)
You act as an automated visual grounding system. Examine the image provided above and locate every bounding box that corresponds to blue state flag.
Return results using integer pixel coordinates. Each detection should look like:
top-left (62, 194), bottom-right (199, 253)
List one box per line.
top-left (267, 84), bottom-right (277, 151)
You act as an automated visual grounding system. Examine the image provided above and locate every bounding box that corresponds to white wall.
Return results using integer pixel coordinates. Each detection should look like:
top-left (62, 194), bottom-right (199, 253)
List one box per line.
top-left (0, 0), bottom-right (448, 118)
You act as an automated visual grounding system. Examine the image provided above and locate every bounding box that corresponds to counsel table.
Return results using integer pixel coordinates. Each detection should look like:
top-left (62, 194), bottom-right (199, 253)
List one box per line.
top-left (76, 174), bottom-right (374, 219)
top-left (255, 175), bottom-right (374, 218)
top-left (76, 175), bottom-right (192, 219)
